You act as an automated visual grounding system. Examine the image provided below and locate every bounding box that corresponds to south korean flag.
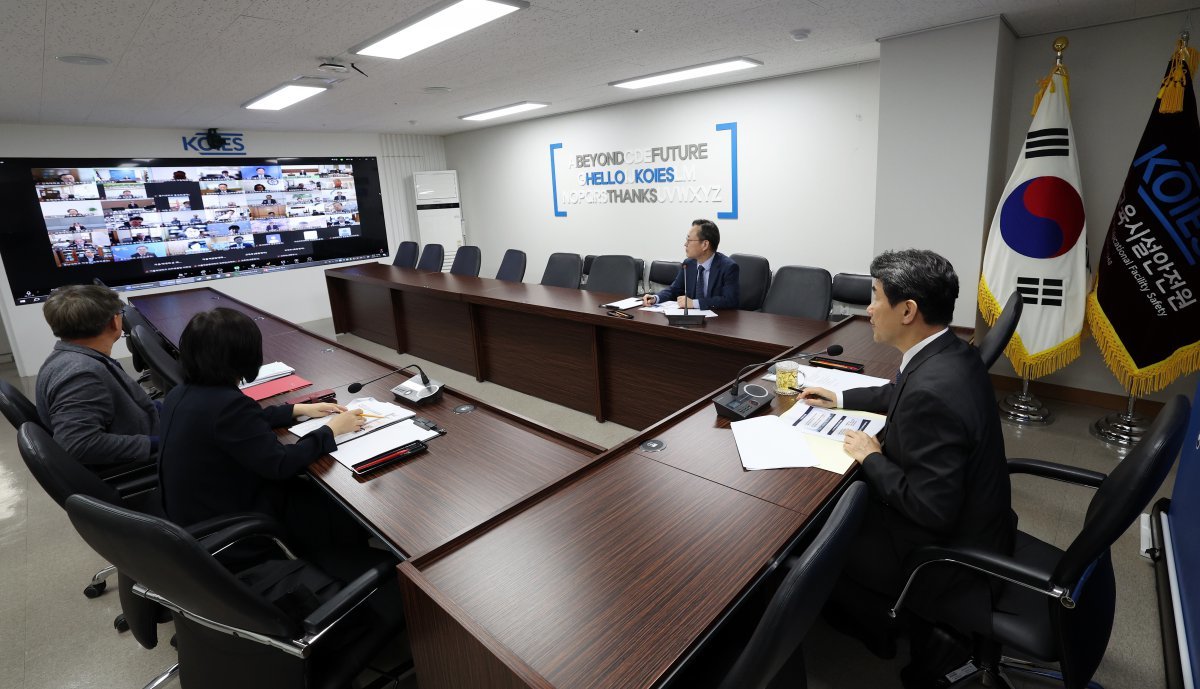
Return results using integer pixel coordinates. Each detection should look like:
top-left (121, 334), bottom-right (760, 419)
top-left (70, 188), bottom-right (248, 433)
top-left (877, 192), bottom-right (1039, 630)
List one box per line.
top-left (979, 68), bottom-right (1087, 378)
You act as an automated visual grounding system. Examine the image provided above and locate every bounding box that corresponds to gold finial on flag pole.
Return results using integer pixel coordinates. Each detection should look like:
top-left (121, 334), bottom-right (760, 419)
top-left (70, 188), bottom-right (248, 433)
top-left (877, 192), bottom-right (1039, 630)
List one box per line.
top-left (1158, 29), bottom-right (1198, 113)
top-left (1032, 37), bottom-right (1071, 115)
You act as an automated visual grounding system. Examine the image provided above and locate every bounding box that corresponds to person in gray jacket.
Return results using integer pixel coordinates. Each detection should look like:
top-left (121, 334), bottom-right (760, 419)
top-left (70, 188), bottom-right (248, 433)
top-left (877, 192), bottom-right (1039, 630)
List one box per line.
top-left (36, 285), bottom-right (159, 469)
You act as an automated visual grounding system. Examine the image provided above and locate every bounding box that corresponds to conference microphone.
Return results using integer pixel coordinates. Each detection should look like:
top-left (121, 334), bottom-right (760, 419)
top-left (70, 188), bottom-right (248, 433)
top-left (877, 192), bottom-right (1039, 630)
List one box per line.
top-left (665, 260), bottom-right (706, 327)
top-left (344, 363), bottom-right (444, 406)
top-left (711, 344), bottom-right (844, 421)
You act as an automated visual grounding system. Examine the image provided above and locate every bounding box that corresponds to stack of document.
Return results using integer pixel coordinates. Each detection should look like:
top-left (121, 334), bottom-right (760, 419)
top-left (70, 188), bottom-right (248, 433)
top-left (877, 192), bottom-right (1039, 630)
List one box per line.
top-left (603, 297), bottom-right (643, 310)
top-left (290, 397), bottom-right (438, 471)
top-left (731, 403), bottom-right (886, 475)
top-left (640, 303), bottom-right (719, 318)
top-left (239, 361), bottom-right (296, 389)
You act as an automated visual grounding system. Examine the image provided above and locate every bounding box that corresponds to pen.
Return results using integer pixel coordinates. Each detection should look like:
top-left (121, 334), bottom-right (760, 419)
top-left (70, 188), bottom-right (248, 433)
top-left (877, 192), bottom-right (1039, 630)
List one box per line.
top-left (356, 413), bottom-right (387, 419)
top-left (354, 442), bottom-right (421, 472)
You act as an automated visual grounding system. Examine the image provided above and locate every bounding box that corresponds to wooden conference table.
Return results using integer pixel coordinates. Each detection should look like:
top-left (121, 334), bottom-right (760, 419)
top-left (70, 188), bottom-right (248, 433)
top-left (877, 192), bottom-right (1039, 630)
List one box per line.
top-left (129, 288), bottom-right (603, 559)
top-left (133, 284), bottom-right (902, 689)
top-left (325, 263), bottom-right (836, 430)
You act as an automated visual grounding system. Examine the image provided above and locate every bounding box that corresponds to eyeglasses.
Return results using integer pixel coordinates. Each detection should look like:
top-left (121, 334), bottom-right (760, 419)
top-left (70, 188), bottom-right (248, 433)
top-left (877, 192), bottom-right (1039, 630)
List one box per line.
top-left (684, 237), bottom-right (701, 243)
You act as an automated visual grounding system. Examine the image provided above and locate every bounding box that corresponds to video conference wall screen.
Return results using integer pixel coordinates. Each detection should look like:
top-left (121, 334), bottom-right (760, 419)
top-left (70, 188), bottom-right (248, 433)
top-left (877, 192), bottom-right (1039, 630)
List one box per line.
top-left (0, 157), bottom-right (390, 304)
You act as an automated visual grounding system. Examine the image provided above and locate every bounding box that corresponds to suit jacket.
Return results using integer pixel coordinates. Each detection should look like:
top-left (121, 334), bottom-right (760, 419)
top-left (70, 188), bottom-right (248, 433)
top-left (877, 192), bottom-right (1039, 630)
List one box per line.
top-left (842, 330), bottom-right (1015, 621)
top-left (655, 252), bottom-right (741, 310)
top-left (157, 383), bottom-right (336, 525)
top-left (36, 342), bottom-right (159, 466)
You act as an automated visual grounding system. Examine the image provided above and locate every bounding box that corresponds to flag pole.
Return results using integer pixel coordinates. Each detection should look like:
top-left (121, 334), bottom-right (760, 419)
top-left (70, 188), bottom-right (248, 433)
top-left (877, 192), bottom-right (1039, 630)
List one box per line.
top-left (1089, 393), bottom-right (1150, 448)
top-left (997, 35), bottom-right (1070, 428)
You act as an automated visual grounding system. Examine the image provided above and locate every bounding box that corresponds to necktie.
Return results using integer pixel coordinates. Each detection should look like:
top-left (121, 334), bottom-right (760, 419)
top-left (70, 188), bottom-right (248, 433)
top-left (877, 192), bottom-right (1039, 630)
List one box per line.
top-left (697, 266), bottom-right (706, 299)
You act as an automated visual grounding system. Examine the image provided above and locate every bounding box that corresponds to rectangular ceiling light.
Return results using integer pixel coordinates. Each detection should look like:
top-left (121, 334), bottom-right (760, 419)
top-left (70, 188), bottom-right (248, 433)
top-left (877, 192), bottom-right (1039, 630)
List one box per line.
top-left (610, 57), bottom-right (763, 90)
top-left (354, 0), bottom-right (528, 60)
top-left (243, 84), bottom-right (328, 110)
top-left (460, 101), bottom-right (548, 121)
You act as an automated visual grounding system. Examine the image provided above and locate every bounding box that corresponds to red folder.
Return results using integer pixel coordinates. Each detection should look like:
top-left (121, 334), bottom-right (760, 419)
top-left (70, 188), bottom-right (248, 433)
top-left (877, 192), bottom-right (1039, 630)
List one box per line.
top-left (242, 374), bottom-right (312, 401)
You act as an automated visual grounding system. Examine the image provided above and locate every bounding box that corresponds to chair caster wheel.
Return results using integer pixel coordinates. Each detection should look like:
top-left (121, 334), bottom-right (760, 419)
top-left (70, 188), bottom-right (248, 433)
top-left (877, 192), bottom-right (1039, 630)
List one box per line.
top-left (115, 614), bottom-right (129, 633)
top-left (84, 581), bottom-right (107, 598)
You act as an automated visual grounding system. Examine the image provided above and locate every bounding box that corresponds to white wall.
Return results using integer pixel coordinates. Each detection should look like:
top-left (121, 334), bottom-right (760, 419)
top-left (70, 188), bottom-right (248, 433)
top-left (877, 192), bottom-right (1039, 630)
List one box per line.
top-left (874, 17), bottom-right (1015, 327)
top-left (988, 10), bottom-right (1198, 402)
top-left (0, 123), bottom-right (445, 376)
top-left (445, 62), bottom-right (880, 283)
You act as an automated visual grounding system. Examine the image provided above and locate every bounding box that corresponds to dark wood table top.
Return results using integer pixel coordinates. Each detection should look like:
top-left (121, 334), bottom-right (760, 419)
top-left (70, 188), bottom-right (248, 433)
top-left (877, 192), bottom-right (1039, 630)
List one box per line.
top-left (415, 454), bottom-right (809, 689)
top-left (402, 316), bottom-right (905, 688)
top-left (327, 262), bottom-right (838, 355)
top-left (130, 288), bottom-right (603, 559)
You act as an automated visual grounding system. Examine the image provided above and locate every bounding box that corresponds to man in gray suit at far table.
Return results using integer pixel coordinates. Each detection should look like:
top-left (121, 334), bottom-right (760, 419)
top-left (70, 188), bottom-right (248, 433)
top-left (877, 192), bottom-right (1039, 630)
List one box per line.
top-left (36, 285), bottom-right (159, 471)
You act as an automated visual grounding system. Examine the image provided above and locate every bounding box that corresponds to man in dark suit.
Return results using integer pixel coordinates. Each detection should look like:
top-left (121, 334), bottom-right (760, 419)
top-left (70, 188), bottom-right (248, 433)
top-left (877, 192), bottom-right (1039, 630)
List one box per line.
top-left (802, 249), bottom-right (1014, 687)
top-left (641, 219), bottom-right (740, 310)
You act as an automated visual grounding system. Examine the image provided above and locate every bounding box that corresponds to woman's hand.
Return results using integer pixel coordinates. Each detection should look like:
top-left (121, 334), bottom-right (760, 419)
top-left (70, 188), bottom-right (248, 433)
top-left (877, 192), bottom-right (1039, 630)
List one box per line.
top-left (326, 410), bottom-right (365, 437)
top-left (294, 402), bottom-right (347, 419)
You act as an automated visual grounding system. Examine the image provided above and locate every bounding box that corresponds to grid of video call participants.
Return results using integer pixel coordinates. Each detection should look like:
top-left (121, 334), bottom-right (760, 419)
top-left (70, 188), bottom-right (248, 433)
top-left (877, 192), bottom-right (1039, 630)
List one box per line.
top-left (33, 164), bottom-right (362, 267)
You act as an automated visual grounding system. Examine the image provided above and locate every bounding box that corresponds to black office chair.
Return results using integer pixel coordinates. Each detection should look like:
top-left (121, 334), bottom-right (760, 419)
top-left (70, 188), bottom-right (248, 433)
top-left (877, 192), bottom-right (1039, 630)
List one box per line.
top-left (582, 254), bottom-right (597, 282)
top-left (392, 240), bottom-right (418, 268)
top-left (892, 395), bottom-right (1191, 689)
top-left (633, 258), bottom-right (645, 295)
top-left (830, 273), bottom-right (872, 321)
top-left (648, 260), bottom-right (681, 292)
top-left (416, 243), bottom-right (444, 272)
top-left (976, 291), bottom-right (1023, 369)
top-left (761, 266), bottom-right (833, 320)
top-left (715, 482), bottom-right (869, 689)
top-left (0, 379), bottom-right (43, 432)
top-left (583, 255), bottom-right (639, 295)
top-left (495, 249), bottom-right (527, 282)
top-left (449, 245), bottom-right (482, 277)
top-left (731, 253), bottom-right (771, 311)
top-left (65, 494), bottom-right (408, 689)
top-left (540, 252), bottom-right (582, 289)
top-left (121, 304), bottom-right (156, 382)
top-left (132, 325), bottom-right (183, 396)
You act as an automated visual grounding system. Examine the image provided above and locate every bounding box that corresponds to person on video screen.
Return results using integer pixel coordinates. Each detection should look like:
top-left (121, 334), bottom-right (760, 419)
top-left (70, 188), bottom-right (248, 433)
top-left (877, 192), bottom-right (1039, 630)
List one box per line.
top-left (133, 246), bottom-right (152, 259)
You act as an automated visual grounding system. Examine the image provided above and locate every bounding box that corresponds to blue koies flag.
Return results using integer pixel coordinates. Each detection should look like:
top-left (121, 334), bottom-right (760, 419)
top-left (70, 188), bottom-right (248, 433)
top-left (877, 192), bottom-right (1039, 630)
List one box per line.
top-left (1087, 40), bottom-right (1200, 395)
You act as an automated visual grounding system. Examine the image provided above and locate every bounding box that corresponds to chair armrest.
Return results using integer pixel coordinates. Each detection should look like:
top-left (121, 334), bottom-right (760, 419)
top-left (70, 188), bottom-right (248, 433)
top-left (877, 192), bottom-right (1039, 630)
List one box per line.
top-left (1007, 458), bottom-right (1106, 488)
top-left (890, 545), bottom-right (1067, 618)
top-left (194, 514), bottom-right (293, 558)
top-left (301, 563), bottom-right (390, 636)
top-left (112, 471), bottom-right (158, 498)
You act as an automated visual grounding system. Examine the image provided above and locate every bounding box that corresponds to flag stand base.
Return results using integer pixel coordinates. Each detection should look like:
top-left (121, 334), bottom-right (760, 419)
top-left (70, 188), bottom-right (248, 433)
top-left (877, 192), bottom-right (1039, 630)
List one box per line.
top-left (1089, 394), bottom-right (1148, 448)
top-left (1000, 377), bottom-right (1053, 426)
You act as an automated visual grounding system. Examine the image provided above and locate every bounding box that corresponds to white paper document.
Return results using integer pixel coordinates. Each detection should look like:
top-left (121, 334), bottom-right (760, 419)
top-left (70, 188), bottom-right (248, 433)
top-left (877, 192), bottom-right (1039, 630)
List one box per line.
top-left (731, 415), bottom-right (818, 470)
top-left (762, 363), bottom-right (889, 391)
top-left (782, 403), bottom-right (886, 440)
top-left (640, 304), bottom-right (718, 318)
top-left (239, 361), bottom-right (295, 389)
top-left (329, 420), bottom-right (440, 469)
top-left (289, 397), bottom-right (415, 444)
top-left (603, 297), bottom-right (643, 309)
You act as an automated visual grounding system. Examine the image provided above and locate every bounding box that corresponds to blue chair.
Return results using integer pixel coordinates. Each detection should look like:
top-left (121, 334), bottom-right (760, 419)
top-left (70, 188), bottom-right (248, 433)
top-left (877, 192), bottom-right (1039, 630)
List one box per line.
top-left (449, 246), bottom-right (481, 277)
top-left (540, 253), bottom-right (582, 289)
top-left (416, 244), bottom-right (444, 272)
top-left (495, 250), bottom-right (526, 282)
top-left (392, 241), bottom-right (418, 268)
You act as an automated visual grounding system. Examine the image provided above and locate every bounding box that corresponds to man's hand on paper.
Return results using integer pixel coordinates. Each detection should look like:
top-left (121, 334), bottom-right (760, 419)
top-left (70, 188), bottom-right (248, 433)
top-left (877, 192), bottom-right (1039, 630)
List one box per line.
top-left (843, 429), bottom-right (881, 463)
top-left (800, 387), bottom-right (837, 408)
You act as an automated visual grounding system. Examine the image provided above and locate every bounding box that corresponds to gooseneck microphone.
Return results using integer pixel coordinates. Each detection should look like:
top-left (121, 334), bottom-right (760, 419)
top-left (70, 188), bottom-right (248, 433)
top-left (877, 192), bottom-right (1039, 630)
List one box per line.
top-left (665, 259), bottom-right (706, 327)
top-left (711, 344), bottom-right (843, 421)
top-left (347, 364), bottom-right (428, 394)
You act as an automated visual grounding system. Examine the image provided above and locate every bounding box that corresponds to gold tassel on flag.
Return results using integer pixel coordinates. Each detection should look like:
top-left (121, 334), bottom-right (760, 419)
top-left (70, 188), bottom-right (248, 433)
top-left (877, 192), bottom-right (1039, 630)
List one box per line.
top-left (1158, 32), bottom-right (1198, 114)
top-left (1031, 38), bottom-right (1071, 116)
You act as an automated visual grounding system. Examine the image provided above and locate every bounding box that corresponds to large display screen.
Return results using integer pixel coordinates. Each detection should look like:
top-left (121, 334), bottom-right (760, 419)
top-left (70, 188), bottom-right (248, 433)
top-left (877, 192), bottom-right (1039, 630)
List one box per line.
top-left (0, 157), bottom-right (389, 304)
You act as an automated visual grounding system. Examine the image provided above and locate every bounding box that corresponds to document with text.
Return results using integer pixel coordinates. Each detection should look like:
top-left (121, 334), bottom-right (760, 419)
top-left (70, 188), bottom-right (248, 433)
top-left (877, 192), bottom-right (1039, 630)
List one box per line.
top-left (289, 397), bottom-right (414, 444)
top-left (782, 403), bottom-right (886, 440)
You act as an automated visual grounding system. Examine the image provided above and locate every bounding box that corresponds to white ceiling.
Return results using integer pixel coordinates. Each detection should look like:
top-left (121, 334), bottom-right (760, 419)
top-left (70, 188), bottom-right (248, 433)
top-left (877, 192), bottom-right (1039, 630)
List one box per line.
top-left (0, 0), bottom-right (1195, 136)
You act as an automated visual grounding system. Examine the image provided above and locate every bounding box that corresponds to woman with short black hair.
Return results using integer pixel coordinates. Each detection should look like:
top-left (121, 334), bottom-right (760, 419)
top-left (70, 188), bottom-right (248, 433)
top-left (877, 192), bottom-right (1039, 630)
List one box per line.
top-left (157, 308), bottom-right (363, 527)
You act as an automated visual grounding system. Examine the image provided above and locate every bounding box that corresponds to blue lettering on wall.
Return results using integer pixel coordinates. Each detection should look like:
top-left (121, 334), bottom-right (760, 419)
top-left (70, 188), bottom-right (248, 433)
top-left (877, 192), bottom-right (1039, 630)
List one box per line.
top-left (181, 131), bottom-right (247, 156)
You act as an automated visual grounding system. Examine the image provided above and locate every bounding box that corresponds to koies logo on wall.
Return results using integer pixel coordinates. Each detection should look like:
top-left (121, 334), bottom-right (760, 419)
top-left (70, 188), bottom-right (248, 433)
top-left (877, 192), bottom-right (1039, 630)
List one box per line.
top-left (181, 131), bottom-right (247, 155)
top-left (549, 122), bottom-right (739, 219)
